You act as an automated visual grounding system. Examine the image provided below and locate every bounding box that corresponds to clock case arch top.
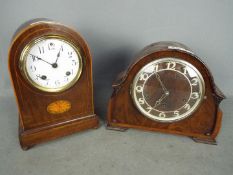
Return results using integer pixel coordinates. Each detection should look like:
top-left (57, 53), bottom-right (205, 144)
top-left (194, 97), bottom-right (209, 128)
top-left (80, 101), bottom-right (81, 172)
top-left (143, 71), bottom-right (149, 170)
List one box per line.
top-left (9, 20), bottom-right (99, 149)
top-left (107, 41), bottom-right (225, 144)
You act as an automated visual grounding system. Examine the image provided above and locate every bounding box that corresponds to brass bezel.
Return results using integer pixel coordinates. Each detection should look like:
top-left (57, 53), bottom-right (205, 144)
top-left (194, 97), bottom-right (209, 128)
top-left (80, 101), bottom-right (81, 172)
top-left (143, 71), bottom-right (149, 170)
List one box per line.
top-left (19, 35), bottom-right (83, 93)
top-left (131, 57), bottom-right (205, 123)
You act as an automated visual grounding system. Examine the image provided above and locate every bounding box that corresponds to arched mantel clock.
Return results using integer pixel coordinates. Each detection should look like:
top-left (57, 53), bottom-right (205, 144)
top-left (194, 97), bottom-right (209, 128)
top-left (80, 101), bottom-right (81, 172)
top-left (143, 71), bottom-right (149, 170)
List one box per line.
top-left (107, 41), bottom-right (225, 145)
top-left (9, 20), bottom-right (99, 150)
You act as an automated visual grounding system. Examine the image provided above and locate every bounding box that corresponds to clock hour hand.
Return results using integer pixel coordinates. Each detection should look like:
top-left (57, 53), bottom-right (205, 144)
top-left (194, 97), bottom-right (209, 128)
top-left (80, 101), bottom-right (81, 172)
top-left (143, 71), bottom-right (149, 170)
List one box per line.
top-left (30, 54), bottom-right (53, 66)
top-left (36, 74), bottom-right (48, 80)
top-left (153, 93), bottom-right (168, 108)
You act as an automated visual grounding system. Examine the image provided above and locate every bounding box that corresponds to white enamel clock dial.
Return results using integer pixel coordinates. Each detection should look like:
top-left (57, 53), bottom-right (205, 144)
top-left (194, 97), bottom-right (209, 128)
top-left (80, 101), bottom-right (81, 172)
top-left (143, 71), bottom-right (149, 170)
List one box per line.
top-left (20, 36), bottom-right (82, 92)
top-left (131, 58), bottom-right (205, 122)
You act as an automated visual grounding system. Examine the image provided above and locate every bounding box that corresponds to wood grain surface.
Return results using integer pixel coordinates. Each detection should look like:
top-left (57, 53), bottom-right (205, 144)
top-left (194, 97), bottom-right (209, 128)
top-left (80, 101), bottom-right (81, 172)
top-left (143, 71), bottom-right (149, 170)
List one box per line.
top-left (107, 42), bottom-right (225, 144)
top-left (9, 21), bottom-right (99, 150)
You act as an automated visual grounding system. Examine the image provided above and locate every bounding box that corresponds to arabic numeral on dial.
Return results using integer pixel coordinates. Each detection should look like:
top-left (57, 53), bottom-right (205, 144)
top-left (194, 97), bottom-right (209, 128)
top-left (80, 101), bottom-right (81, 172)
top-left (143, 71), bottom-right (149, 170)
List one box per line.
top-left (139, 73), bottom-right (149, 81)
top-left (138, 98), bottom-right (145, 104)
top-left (174, 111), bottom-right (179, 117)
top-left (159, 112), bottom-right (166, 118)
top-left (154, 64), bottom-right (159, 72)
top-left (48, 42), bottom-right (55, 50)
top-left (184, 104), bottom-right (191, 110)
top-left (30, 65), bottom-right (36, 72)
top-left (55, 80), bottom-right (60, 86)
top-left (191, 78), bottom-right (198, 86)
top-left (183, 67), bottom-right (188, 74)
top-left (191, 92), bottom-right (199, 99)
top-left (72, 60), bottom-right (77, 66)
top-left (166, 62), bottom-right (176, 70)
top-left (135, 86), bottom-right (143, 93)
top-left (30, 55), bottom-right (36, 62)
top-left (146, 106), bottom-right (153, 113)
top-left (38, 46), bottom-right (44, 54)
top-left (64, 77), bottom-right (69, 82)
top-left (68, 51), bottom-right (73, 58)
top-left (35, 74), bottom-right (40, 80)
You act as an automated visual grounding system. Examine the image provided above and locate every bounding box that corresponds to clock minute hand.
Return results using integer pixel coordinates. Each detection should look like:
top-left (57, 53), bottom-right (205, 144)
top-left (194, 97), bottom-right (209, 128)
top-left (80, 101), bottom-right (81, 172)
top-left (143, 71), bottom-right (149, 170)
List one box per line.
top-left (30, 54), bottom-right (53, 66)
top-left (55, 47), bottom-right (62, 63)
top-left (155, 73), bottom-right (168, 93)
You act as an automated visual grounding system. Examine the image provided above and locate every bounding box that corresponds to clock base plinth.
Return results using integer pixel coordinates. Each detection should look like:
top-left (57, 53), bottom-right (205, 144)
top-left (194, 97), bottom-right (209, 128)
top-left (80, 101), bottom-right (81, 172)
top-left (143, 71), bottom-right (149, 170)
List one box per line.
top-left (107, 108), bottom-right (223, 145)
top-left (19, 114), bottom-right (99, 150)
top-left (191, 137), bottom-right (217, 145)
top-left (21, 145), bottom-right (34, 151)
top-left (106, 123), bottom-right (128, 131)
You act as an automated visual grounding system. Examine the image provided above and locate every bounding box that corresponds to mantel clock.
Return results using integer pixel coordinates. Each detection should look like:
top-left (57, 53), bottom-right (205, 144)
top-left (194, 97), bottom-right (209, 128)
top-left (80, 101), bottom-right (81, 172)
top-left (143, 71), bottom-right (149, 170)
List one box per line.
top-left (107, 41), bottom-right (225, 144)
top-left (9, 20), bottom-right (99, 150)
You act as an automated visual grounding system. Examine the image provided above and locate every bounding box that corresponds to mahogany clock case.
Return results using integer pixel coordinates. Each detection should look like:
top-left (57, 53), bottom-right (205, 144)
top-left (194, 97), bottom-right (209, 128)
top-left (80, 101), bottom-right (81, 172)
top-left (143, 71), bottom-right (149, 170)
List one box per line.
top-left (9, 20), bottom-right (99, 150)
top-left (107, 41), bottom-right (225, 145)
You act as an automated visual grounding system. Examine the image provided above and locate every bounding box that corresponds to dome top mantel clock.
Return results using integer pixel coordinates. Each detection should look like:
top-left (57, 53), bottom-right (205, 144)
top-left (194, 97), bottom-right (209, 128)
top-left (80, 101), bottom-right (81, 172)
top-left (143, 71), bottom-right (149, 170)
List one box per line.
top-left (9, 19), bottom-right (99, 150)
top-left (107, 41), bottom-right (225, 145)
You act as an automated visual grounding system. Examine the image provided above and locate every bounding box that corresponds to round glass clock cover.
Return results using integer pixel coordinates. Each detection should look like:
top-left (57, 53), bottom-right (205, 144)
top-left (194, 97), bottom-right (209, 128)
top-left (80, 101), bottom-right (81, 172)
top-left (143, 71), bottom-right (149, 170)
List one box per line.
top-left (131, 58), bottom-right (205, 122)
top-left (20, 36), bottom-right (82, 92)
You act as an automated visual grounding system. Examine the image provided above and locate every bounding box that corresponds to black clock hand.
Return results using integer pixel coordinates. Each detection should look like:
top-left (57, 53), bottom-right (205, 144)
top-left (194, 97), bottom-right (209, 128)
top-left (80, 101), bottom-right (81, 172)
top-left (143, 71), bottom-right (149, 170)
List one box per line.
top-left (36, 74), bottom-right (47, 79)
top-left (55, 46), bottom-right (62, 63)
top-left (30, 54), bottom-right (53, 66)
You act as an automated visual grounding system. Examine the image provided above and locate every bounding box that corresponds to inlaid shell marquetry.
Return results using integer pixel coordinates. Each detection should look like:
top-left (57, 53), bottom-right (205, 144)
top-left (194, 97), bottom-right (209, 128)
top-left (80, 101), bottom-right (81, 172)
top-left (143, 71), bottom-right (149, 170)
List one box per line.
top-left (47, 100), bottom-right (71, 114)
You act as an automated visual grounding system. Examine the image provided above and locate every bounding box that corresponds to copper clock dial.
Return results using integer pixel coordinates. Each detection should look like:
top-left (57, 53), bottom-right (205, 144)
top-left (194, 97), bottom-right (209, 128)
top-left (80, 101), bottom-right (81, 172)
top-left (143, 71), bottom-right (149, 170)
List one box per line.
top-left (131, 58), bottom-right (205, 122)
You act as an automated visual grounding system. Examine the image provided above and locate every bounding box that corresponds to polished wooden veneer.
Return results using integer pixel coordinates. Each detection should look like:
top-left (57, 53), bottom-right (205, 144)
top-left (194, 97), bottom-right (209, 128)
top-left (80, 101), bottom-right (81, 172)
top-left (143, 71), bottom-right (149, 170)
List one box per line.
top-left (107, 41), bottom-right (225, 144)
top-left (9, 20), bottom-right (99, 150)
